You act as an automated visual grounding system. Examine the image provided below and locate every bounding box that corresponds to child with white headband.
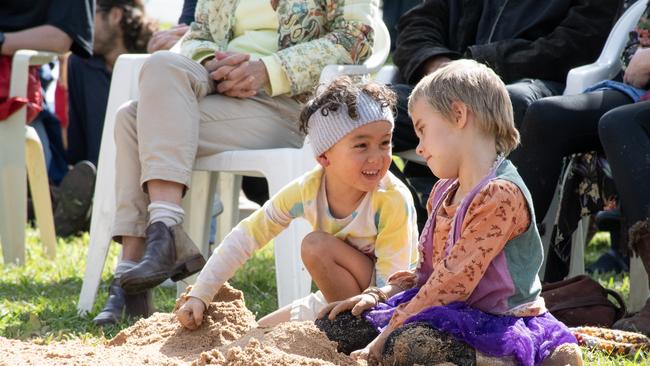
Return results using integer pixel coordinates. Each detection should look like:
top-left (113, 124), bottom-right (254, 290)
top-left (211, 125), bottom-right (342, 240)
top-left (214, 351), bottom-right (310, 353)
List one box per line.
top-left (176, 77), bottom-right (419, 329)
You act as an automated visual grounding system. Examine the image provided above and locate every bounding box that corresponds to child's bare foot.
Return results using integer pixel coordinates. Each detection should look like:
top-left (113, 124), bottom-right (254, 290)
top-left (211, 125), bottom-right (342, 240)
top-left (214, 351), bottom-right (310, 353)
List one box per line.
top-left (541, 343), bottom-right (583, 366)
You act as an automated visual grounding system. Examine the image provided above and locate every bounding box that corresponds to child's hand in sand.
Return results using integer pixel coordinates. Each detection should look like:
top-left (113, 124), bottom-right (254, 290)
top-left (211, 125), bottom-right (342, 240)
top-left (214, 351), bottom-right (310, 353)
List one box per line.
top-left (317, 293), bottom-right (378, 320)
top-left (175, 296), bottom-right (206, 330)
top-left (351, 331), bottom-right (389, 366)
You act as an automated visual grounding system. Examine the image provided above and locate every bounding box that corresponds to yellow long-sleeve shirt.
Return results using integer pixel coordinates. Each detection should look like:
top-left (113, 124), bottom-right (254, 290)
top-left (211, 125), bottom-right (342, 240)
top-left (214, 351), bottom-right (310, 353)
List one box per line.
top-left (189, 166), bottom-right (419, 306)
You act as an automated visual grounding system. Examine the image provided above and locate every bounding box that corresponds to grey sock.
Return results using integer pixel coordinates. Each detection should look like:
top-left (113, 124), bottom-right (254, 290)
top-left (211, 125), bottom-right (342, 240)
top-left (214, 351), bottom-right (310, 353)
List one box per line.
top-left (147, 201), bottom-right (185, 227)
top-left (114, 260), bottom-right (138, 279)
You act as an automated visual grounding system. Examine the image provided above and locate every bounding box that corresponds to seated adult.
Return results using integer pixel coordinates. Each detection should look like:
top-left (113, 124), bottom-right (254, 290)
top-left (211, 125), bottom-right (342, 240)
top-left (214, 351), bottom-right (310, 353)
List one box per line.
top-left (387, 0), bottom-right (621, 212)
top-left (103, 0), bottom-right (377, 322)
top-left (511, 3), bottom-right (650, 336)
top-left (91, 0), bottom-right (197, 326)
top-left (600, 100), bottom-right (650, 337)
top-left (0, 0), bottom-right (93, 235)
top-left (57, 0), bottom-right (157, 238)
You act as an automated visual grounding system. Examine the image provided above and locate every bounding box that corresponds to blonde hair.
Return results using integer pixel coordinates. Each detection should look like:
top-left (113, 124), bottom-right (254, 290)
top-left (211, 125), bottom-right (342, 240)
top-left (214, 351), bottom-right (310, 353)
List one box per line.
top-left (407, 59), bottom-right (520, 154)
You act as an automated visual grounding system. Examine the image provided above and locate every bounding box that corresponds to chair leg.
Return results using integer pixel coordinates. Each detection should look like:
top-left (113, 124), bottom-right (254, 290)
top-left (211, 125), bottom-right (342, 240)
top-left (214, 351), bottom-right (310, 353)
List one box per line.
top-left (630, 256), bottom-right (650, 313)
top-left (0, 113), bottom-right (27, 265)
top-left (567, 217), bottom-right (589, 277)
top-left (25, 126), bottom-right (56, 259)
top-left (77, 155), bottom-right (116, 314)
top-left (274, 220), bottom-right (313, 307)
top-left (216, 173), bottom-right (242, 244)
top-left (178, 170), bottom-right (217, 296)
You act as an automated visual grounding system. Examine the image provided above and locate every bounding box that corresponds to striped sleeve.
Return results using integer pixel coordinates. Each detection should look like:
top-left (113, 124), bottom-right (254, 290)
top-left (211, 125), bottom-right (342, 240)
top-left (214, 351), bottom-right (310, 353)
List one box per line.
top-left (188, 178), bottom-right (305, 306)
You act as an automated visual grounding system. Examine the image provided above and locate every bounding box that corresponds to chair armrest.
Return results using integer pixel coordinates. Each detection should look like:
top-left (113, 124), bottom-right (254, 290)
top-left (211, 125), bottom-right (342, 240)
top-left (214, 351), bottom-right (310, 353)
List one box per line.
top-left (563, 61), bottom-right (621, 95)
top-left (10, 50), bottom-right (59, 98)
top-left (563, 0), bottom-right (646, 95)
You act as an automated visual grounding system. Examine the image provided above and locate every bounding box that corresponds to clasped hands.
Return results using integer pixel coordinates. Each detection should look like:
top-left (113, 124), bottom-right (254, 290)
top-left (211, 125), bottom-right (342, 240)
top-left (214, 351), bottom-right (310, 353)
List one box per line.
top-left (203, 51), bottom-right (269, 98)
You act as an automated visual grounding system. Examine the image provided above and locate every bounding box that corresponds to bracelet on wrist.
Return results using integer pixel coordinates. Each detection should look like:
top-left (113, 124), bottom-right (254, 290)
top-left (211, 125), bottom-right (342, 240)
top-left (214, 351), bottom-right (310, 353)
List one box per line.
top-left (362, 286), bottom-right (388, 304)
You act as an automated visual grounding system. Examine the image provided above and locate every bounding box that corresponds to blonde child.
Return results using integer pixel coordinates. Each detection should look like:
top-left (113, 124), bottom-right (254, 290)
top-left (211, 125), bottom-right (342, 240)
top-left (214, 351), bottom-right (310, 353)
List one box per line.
top-left (317, 60), bottom-right (582, 366)
top-left (176, 77), bottom-right (419, 329)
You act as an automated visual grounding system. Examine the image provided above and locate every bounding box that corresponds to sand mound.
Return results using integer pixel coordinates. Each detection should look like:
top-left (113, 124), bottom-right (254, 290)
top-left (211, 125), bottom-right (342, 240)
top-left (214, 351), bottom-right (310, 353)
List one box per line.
top-left (0, 284), bottom-right (358, 365)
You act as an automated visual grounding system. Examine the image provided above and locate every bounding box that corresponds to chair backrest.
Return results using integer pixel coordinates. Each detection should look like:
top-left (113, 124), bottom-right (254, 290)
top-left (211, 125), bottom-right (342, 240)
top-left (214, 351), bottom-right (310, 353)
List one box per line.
top-left (564, 0), bottom-right (646, 94)
top-left (593, 0), bottom-right (646, 73)
top-left (364, 15), bottom-right (391, 70)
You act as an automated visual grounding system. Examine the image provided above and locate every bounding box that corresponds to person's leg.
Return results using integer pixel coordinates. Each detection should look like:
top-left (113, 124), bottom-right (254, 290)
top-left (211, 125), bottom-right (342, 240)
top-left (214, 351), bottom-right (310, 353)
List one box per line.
top-left (600, 101), bottom-right (650, 337)
top-left (300, 231), bottom-right (374, 302)
top-left (389, 83), bottom-right (431, 228)
top-left (391, 83), bottom-right (417, 153)
top-left (509, 90), bottom-right (631, 220)
top-left (506, 79), bottom-right (564, 129)
top-left (120, 51), bottom-right (305, 292)
top-left (94, 100), bottom-right (152, 325)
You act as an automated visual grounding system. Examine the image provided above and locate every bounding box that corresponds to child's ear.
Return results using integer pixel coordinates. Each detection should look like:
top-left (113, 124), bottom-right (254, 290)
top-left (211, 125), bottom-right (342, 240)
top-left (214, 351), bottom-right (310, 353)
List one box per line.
top-left (316, 153), bottom-right (330, 167)
top-left (451, 101), bottom-right (468, 129)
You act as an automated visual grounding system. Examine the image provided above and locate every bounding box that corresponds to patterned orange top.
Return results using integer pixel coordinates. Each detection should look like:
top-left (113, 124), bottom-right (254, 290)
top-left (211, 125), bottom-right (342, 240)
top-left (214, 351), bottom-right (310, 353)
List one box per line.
top-left (385, 179), bottom-right (537, 332)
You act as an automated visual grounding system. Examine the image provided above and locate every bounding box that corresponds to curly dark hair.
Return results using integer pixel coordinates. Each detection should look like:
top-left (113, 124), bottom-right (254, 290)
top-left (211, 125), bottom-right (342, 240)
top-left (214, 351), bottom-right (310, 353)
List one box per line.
top-left (299, 76), bottom-right (397, 134)
top-left (97, 0), bottom-right (158, 53)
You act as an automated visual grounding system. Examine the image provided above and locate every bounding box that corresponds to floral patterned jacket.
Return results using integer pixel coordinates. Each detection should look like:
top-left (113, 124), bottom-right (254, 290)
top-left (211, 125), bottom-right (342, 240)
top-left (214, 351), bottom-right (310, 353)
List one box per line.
top-left (181, 0), bottom-right (377, 97)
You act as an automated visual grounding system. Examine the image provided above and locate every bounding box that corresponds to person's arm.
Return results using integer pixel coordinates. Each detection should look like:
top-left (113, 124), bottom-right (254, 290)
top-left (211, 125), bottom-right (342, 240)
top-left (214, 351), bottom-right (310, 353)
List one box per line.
top-left (187, 178), bottom-right (305, 307)
top-left (180, 0), bottom-right (223, 64)
top-left (1, 25), bottom-right (72, 55)
top-left (385, 180), bottom-right (530, 332)
top-left (259, 0), bottom-right (376, 96)
top-left (468, 0), bottom-right (621, 84)
top-left (372, 187), bottom-right (419, 287)
top-left (393, 0), bottom-right (458, 84)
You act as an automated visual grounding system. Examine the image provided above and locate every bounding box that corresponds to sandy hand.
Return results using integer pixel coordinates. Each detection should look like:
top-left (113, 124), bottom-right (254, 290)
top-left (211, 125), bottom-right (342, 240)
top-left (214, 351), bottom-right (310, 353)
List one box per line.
top-left (175, 296), bottom-right (206, 330)
top-left (317, 293), bottom-right (378, 320)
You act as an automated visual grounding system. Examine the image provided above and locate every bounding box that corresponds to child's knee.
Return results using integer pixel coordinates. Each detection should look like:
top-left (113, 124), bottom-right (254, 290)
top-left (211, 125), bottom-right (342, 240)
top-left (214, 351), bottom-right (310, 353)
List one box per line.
top-left (382, 322), bottom-right (475, 366)
top-left (315, 310), bottom-right (378, 355)
top-left (301, 231), bottom-right (333, 262)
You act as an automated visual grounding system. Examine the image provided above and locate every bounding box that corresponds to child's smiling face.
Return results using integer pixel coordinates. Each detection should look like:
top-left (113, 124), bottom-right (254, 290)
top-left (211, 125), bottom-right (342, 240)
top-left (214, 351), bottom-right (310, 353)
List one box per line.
top-left (411, 99), bottom-right (462, 179)
top-left (320, 120), bottom-right (393, 193)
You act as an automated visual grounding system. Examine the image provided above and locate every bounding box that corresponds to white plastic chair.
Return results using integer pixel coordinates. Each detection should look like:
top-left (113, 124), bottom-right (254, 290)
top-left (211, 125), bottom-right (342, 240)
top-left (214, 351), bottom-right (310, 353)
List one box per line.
top-left (0, 50), bottom-right (57, 265)
top-left (77, 16), bottom-right (392, 314)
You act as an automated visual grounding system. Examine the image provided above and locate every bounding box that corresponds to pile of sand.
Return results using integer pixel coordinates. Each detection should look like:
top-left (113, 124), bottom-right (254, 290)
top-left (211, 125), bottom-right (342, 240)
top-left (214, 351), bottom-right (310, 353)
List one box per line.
top-left (0, 284), bottom-right (359, 365)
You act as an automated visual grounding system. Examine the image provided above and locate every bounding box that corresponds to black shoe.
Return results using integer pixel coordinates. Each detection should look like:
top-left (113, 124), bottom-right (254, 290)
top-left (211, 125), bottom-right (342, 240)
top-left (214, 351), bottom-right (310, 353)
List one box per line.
top-left (54, 161), bottom-right (96, 237)
top-left (125, 289), bottom-right (155, 319)
top-left (120, 222), bottom-right (206, 294)
top-left (93, 279), bottom-right (126, 326)
top-left (93, 279), bottom-right (155, 326)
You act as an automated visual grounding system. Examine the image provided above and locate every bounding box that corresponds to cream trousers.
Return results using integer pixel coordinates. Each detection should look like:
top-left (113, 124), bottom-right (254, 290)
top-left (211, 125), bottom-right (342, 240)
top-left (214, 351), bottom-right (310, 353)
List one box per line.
top-left (112, 51), bottom-right (304, 240)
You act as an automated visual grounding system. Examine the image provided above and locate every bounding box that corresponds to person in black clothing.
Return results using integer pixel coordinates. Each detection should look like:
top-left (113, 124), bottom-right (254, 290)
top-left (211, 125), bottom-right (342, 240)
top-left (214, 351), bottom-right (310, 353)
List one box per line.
top-left (511, 2), bottom-right (650, 336)
top-left (388, 0), bottom-right (622, 221)
top-left (600, 100), bottom-right (650, 337)
top-left (66, 0), bottom-right (157, 167)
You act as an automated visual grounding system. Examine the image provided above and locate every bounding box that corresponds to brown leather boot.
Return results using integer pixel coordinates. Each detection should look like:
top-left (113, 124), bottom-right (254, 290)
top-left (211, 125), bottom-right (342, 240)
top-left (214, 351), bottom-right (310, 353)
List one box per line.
top-left (124, 289), bottom-right (155, 320)
top-left (613, 220), bottom-right (650, 337)
top-left (119, 222), bottom-right (206, 294)
top-left (93, 278), bottom-right (126, 326)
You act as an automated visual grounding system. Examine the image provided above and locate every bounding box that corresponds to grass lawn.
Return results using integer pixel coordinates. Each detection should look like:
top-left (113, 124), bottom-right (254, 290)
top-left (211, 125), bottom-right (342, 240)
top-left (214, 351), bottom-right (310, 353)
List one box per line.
top-left (0, 227), bottom-right (647, 364)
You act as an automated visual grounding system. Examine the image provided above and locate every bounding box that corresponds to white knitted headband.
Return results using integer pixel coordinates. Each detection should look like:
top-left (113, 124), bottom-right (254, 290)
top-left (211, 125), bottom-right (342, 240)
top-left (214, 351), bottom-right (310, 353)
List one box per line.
top-left (307, 91), bottom-right (395, 156)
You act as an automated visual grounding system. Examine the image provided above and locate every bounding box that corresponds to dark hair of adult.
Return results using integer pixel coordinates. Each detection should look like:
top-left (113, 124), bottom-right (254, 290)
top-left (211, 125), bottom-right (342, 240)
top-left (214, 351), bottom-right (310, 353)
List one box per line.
top-left (96, 0), bottom-right (158, 53)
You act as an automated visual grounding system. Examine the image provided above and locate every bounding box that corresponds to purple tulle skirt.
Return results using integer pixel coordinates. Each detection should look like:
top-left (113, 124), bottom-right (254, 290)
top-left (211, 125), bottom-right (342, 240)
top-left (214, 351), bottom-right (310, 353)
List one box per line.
top-left (363, 288), bottom-right (577, 366)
